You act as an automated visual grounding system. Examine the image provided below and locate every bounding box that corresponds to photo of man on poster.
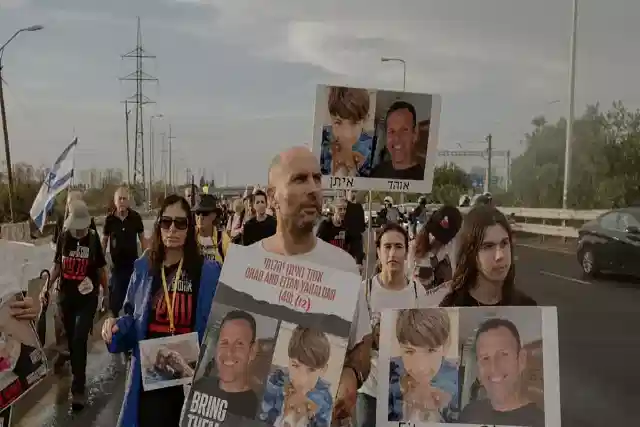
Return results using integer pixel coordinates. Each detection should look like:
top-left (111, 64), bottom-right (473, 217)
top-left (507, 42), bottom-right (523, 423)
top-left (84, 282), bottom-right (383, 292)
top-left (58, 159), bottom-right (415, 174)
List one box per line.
top-left (207, 310), bottom-right (261, 419)
top-left (371, 100), bottom-right (426, 181)
top-left (459, 317), bottom-right (545, 427)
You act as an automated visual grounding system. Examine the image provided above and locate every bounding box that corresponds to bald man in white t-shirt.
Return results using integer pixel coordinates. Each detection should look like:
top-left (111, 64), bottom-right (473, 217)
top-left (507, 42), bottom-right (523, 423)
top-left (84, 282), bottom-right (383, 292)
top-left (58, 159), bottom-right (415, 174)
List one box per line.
top-left (247, 146), bottom-right (372, 423)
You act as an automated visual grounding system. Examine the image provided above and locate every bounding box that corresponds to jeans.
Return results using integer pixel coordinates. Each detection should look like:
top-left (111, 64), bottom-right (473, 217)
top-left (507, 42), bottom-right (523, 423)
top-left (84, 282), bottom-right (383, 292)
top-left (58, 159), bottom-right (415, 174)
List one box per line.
top-left (58, 291), bottom-right (98, 394)
top-left (109, 267), bottom-right (133, 317)
top-left (356, 393), bottom-right (377, 427)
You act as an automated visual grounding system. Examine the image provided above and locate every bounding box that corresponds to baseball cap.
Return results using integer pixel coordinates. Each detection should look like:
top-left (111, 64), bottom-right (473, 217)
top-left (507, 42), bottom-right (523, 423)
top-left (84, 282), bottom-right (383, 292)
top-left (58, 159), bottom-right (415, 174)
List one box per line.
top-left (63, 199), bottom-right (92, 231)
top-left (193, 194), bottom-right (220, 214)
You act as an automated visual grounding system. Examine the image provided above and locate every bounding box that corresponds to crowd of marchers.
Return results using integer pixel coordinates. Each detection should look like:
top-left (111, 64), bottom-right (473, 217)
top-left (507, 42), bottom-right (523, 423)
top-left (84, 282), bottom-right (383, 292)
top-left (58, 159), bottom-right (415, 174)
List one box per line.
top-left (31, 146), bottom-right (538, 426)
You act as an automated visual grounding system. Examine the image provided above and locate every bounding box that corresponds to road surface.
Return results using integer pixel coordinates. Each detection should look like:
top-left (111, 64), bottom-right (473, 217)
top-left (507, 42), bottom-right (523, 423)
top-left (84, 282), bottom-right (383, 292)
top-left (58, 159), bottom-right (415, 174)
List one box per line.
top-left (9, 240), bottom-right (640, 427)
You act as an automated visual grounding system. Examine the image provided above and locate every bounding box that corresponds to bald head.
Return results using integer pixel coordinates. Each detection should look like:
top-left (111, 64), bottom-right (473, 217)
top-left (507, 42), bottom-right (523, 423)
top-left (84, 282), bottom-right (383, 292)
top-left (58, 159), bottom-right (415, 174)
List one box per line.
top-left (267, 145), bottom-right (322, 236)
top-left (268, 146), bottom-right (316, 185)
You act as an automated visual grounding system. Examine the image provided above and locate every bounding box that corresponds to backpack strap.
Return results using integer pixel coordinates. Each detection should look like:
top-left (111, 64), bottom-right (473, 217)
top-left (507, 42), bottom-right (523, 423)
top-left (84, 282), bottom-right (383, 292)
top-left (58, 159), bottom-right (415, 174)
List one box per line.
top-left (216, 227), bottom-right (225, 262)
top-left (365, 276), bottom-right (374, 316)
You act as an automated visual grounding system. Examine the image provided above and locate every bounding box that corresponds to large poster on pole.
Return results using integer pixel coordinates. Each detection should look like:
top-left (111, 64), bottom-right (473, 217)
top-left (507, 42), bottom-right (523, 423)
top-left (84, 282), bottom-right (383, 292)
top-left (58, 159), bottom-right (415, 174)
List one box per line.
top-left (312, 84), bottom-right (442, 193)
top-left (180, 244), bottom-right (361, 427)
top-left (0, 278), bottom-right (49, 412)
top-left (377, 307), bottom-right (561, 427)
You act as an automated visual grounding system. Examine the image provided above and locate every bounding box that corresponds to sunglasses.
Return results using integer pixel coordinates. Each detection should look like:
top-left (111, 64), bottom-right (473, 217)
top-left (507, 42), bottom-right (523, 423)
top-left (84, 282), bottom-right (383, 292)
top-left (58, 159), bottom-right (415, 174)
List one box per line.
top-left (159, 216), bottom-right (189, 230)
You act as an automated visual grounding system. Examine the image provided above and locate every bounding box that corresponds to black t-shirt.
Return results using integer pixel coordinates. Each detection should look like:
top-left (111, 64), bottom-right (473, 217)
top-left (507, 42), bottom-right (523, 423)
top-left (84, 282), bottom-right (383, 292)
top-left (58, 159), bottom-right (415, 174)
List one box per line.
top-left (316, 219), bottom-right (365, 264)
top-left (138, 262), bottom-right (201, 427)
top-left (459, 400), bottom-right (545, 427)
top-left (103, 209), bottom-right (144, 271)
top-left (371, 161), bottom-right (425, 180)
top-left (206, 378), bottom-right (259, 419)
top-left (242, 215), bottom-right (277, 246)
top-left (442, 288), bottom-right (537, 307)
top-left (344, 201), bottom-right (366, 234)
top-left (54, 230), bottom-right (107, 296)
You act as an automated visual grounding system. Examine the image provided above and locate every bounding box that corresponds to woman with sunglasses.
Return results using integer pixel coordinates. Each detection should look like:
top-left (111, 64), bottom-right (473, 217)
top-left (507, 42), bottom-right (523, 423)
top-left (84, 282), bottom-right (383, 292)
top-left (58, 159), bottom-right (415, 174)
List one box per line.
top-left (356, 223), bottom-right (448, 426)
top-left (101, 194), bottom-right (221, 427)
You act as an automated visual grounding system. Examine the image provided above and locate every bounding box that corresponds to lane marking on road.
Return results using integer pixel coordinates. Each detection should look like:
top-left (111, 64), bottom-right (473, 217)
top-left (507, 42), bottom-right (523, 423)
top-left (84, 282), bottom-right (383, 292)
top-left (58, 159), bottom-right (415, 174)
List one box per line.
top-left (517, 243), bottom-right (575, 255)
top-left (540, 270), bottom-right (592, 285)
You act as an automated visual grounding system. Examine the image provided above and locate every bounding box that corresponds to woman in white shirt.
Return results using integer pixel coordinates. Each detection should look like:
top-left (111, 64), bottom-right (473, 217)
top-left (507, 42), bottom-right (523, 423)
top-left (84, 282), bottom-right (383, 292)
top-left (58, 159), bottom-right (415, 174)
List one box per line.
top-left (356, 223), bottom-right (449, 427)
top-left (407, 205), bottom-right (463, 296)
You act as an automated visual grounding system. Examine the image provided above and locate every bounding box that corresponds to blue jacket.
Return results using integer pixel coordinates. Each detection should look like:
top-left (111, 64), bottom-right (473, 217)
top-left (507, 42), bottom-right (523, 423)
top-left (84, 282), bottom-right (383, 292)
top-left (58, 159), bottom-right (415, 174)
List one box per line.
top-left (106, 254), bottom-right (221, 427)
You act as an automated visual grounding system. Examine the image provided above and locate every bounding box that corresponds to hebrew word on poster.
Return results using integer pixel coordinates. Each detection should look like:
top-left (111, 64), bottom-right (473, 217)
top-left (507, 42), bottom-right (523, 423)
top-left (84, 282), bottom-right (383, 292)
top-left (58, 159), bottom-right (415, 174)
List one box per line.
top-left (180, 244), bottom-right (361, 427)
top-left (312, 84), bottom-right (442, 193)
top-left (0, 278), bottom-right (49, 412)
top-left (376, 307), bottom-right (561, 427)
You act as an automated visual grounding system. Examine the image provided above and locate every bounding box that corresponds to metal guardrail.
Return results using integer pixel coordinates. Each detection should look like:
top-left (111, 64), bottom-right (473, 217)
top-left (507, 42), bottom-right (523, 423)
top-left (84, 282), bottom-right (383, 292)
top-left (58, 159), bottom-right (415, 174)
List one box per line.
top-left (364, 206), bottom-right (606, 239)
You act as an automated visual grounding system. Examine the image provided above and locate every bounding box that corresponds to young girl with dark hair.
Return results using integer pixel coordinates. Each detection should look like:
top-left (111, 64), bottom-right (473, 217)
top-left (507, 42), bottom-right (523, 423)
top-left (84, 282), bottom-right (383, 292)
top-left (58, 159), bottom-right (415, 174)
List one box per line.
top-left (440, 205), bottom-right (535, 307)
top-left (102, 194), bottom-right (221, 426)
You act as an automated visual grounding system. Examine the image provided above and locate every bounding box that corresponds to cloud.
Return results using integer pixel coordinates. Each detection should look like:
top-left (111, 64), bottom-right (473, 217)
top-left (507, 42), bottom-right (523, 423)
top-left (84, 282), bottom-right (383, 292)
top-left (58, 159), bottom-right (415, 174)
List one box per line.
top-left (191, 0), bottom-right (569, 97)
top-left (0, 0), bottom-right (28, 9)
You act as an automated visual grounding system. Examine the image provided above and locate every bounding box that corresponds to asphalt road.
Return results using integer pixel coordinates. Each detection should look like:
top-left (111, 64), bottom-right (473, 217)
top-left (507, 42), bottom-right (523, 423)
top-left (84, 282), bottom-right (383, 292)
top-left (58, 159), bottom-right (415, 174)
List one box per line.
top-left (10, 241), bottom-right (640, 427)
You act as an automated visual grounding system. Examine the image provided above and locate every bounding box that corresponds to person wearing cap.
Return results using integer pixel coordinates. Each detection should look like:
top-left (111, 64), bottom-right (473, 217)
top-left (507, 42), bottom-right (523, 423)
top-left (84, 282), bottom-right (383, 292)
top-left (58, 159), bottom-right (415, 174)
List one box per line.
top-left (51, 190), bottom-right (97, 247)
top-left (194, 193), bottom-right (230, 264)
top-left (41, 199), bottom-right (108, 410)
top-left (409, 205), bottom-right (463, 295)
top-left (242, 189), bottom-right (277, 246)
top-left (102, 186), bottom-right (146, 317)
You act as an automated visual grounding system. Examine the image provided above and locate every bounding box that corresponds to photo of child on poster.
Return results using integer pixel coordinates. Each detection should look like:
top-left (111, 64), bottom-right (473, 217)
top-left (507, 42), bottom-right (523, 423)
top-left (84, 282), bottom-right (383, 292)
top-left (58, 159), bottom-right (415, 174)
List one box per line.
top-left (180, 244), bottom-right (361, 427)
top-left (313, 84), bottom-right (441, 193)
top-left (0, 289), bottom-right (48, 411)
top-left (258, 322), bottom-right (347, 427)
top-left (377, 307), bottom-right (561, 427)
top-left (386, 309), bottom-right (460, 423)
top-left (139, 332), bottom-right (199, 392)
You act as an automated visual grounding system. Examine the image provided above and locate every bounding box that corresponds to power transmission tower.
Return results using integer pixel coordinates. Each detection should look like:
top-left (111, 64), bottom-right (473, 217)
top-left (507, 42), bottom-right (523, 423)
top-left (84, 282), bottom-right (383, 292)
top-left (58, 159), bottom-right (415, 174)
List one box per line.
top-left (119, 16), bottom-right (157, 199)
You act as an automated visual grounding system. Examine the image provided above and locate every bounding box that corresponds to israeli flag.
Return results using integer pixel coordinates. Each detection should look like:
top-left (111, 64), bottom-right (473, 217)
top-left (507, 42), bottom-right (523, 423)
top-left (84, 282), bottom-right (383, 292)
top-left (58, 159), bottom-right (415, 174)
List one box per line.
top-left (30, 138), bottom-right (78, 231)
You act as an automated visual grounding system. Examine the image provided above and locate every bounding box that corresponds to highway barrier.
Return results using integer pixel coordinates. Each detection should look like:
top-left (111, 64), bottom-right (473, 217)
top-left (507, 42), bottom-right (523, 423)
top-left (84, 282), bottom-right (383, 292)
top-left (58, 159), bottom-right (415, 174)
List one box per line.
top-left (365, 206), bottom-right (607, 239)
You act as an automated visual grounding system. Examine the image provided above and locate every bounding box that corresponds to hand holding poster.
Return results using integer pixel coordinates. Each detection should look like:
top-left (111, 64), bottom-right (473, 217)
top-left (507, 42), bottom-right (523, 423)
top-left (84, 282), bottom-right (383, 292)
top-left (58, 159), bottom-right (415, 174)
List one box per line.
top-left (180, 244), bottom-right (361, 427)
top-left (377, 307), bottom-right (561, 427)
top-left (313, 84), bottom-right (442, 193)
top-left (0, 277), bottom-right (49, 412)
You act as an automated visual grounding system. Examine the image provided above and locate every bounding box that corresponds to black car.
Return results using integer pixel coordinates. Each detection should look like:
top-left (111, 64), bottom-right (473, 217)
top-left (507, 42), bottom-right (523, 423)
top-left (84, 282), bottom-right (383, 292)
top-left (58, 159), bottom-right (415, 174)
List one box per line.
top-left (577, 207), bottom-right (640, 277)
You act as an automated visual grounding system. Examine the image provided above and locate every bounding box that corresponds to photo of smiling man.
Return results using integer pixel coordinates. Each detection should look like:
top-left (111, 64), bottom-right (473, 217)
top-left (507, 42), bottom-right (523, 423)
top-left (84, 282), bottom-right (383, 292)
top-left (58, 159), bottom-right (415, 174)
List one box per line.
top-left (459, 307), bottom-right (546, 427)
top-left (193, 306), bottom-right (280, 420)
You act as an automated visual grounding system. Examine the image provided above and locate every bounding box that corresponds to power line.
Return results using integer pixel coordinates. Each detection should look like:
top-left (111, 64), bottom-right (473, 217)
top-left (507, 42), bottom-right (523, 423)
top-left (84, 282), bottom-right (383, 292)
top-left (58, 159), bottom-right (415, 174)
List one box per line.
top-left (119, 16), bottom-right (158, 198)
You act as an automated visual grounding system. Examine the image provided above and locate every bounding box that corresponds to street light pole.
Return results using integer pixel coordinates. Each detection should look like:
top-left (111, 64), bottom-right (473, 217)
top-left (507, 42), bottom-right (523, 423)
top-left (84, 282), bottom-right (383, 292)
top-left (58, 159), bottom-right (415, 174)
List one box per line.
top-left (0, 25), bottom-right (44, 223)
top-left (149, 113), bottom-right (163, 206)
top-left (381, 57), bottom-right (407, 91)
top-left (562, 0), bottom-right (578, 209)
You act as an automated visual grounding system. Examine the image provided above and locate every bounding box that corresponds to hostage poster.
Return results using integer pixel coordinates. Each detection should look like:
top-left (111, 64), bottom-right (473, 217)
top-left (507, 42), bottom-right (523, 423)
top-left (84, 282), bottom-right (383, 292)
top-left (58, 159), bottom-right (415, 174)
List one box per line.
top-left (180, 244), bottom-right (361, 427)
top-left (0, 279), bottom-right (49, 412)
top-left (376, 307), bottom-right (561, 427)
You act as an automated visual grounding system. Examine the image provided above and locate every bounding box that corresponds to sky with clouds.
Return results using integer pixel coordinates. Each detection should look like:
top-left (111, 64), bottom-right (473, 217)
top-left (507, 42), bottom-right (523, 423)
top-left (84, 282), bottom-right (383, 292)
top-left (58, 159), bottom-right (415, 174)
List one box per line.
top-left (1, 0), bottom-right (639, 185)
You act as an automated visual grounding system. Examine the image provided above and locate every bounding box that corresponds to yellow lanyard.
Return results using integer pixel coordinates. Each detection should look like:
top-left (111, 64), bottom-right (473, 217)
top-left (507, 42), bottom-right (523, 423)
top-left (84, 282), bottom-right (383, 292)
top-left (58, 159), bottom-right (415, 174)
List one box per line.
top-left (161, 258), bottom-right (184, 335)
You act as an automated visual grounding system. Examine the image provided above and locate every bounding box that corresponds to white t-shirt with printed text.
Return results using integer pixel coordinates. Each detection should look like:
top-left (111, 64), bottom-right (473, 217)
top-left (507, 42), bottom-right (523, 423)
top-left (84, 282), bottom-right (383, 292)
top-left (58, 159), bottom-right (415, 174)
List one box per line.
top-left (248, 238), bottom-right (370, 349)
top-left (358, 274), bottom-right (449, 397)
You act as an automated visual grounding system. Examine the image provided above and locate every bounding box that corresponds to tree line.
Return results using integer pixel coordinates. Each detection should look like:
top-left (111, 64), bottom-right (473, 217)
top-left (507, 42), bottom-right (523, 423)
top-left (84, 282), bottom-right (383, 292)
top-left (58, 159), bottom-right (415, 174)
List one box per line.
top-left (2, 102), bottom-right (638, 222)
